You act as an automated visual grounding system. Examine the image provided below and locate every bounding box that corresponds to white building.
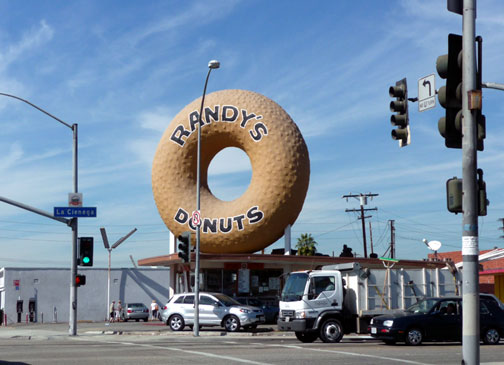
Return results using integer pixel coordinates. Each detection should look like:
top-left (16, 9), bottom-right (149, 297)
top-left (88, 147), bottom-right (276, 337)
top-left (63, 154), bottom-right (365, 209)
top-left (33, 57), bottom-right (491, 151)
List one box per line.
top-left (0, 267), bottom-right (170, 325)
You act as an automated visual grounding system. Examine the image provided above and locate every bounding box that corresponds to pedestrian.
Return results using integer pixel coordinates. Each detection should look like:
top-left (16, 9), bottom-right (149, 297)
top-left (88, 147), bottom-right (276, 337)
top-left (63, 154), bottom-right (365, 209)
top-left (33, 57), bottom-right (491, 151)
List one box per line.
top-left (150, 300), bottom-right (159, 321)
top-left (116, 300), bottom-right (123, 322)
top-left (109, 301), bottom-right (115, 323)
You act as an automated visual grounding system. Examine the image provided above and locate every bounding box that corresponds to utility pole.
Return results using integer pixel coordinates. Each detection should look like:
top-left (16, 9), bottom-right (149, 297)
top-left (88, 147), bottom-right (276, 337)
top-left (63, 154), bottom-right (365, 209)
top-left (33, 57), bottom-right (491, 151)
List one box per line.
top-left (342, 193), bottom-right (378, 258)
top-left (389, 220), bottom-right (396, 259)
top-left (369, 221), bottom-right (374, 256)
top-left (499, 218), bottom-right (504, 240)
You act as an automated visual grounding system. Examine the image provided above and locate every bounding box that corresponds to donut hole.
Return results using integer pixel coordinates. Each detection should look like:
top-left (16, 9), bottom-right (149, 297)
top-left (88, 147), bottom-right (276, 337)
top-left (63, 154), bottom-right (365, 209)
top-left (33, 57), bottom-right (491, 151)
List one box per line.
top-left (207, 147), bottom-right (252, 202)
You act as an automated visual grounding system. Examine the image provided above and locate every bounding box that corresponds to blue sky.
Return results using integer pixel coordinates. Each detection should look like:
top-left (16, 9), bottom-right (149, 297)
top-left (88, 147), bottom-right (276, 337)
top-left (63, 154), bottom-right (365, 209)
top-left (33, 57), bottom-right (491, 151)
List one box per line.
top-left (1, 0), bottom-right (503, 268)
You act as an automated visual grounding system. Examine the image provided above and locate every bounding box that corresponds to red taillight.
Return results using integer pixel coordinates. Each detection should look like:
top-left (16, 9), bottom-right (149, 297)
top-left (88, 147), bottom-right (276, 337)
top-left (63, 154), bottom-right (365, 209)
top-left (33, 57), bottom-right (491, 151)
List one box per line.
top-left (127, 309), bottom-right (132, 313)
top-left (163, 306), bottom-right (167, 310)
top-left (144, 309), bottom-right (149, 313)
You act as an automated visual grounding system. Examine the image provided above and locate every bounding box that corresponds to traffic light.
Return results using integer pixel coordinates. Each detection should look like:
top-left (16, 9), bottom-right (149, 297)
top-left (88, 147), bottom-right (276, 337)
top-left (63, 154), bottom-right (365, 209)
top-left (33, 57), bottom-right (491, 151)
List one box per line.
top-left (446, 170), bottom-right (489, 216)
top-left (437, 34), bottom-right (463, 148)
top-left (75, 274), bottom-right (86, 287)
top-left (446, 177), bottom-right (462, 214)
top-left (477, 168), bottom-right (489, 216)
top-left (389, 78), bottom-right (410, 147)
top-left (79, 237), bottom-right (94, 266)
top-left (177, 231), bottom-right (191, 263)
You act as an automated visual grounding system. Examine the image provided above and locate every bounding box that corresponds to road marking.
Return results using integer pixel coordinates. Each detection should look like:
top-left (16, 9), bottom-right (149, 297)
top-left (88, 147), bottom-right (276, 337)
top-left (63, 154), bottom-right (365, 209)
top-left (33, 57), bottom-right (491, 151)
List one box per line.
top-left (75, 338), bottom-right (273, 365)
top-left (265, 344), bottom-right (433, 365)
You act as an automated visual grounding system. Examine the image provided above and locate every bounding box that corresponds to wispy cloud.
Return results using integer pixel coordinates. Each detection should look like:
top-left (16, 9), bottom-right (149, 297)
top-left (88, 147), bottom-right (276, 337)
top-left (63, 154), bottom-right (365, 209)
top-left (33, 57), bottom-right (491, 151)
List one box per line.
top-left (0, 20), bottom-right (54, 70)
top-left (0, 142), bottom-right (23, 170)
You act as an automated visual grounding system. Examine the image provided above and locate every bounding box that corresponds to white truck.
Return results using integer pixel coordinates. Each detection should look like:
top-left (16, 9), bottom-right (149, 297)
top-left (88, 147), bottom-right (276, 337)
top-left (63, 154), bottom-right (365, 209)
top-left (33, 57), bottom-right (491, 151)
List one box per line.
top-left (277, 261), bottom-right (461, 343)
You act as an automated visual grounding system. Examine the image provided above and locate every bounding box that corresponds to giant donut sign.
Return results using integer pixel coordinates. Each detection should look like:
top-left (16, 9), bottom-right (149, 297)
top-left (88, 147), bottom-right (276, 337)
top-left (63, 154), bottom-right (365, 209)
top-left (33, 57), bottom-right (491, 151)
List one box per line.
top-left (152, 89), bottom-right (310, 254)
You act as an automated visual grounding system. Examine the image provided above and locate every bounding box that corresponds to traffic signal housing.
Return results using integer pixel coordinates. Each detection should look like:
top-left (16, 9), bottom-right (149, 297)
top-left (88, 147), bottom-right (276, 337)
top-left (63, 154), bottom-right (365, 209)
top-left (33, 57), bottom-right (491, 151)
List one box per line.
top-left (79, 237), bottom-right (94, 266)
top-left (446, 171), bottom-right (489, 216)
top-left (446, 177), bottom-right (462, 214)
top-left (177, 231), bottom-right (191, 263)
top-left (75, 274), bottom-right (86, 287)
top-left (389, 78), bottom-right (410, 147)
top-left (437, 34), bottom-right (463, 148)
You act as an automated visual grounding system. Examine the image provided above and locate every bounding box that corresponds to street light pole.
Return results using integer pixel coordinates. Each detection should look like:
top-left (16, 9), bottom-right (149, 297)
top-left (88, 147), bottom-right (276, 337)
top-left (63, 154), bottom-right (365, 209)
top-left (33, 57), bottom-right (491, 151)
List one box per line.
top-left (194, 60), bottom-right (220, 337)
top-left (100, 227), bottom-right (137, 321)
top-left (0, 92), bottom-right (79, 336)
top-left (70, 124), bottom-right (78, 336)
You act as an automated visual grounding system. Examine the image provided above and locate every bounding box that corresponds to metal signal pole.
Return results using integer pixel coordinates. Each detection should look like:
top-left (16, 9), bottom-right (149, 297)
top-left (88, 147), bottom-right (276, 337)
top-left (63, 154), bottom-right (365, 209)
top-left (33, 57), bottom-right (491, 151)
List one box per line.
top-left (461, 1), bottom-right (480, 363)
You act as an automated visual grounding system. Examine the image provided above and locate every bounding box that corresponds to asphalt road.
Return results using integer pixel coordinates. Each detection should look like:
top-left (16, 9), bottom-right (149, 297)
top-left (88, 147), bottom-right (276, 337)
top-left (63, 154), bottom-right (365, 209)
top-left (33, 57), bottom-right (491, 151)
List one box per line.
top-left (0, 322), bottom-right (503, 365)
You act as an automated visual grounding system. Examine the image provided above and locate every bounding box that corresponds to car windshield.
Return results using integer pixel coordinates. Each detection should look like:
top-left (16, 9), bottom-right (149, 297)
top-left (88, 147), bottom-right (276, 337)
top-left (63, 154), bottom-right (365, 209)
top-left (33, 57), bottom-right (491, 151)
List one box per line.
top-left (405, 298), bottom-right (439, 314)
top-left (213, 294), bottom-right (241, 307)
top-left (281, 273), bottom-right (308, 302)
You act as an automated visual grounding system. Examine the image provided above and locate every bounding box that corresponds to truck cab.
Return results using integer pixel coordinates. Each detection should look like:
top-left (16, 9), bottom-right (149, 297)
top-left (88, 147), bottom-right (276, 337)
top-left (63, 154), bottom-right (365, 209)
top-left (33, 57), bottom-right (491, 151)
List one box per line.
top-left (278, 270), bottom-right (345, 343)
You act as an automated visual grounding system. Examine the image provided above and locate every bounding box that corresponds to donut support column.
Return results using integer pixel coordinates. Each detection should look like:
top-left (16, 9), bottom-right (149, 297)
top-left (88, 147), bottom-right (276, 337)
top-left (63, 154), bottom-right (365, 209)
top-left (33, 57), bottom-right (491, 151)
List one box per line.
top-left (152, 89), bottom-right (310, 254)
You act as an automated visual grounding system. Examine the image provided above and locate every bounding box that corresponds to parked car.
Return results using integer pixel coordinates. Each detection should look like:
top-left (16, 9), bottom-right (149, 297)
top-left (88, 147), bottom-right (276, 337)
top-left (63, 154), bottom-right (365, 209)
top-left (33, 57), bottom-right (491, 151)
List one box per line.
top-left (369, 296), bottom-right (504, 345)
top-left (235, 297), bottom-right (279, 324)
top-left (480, 293), bottom-right (504, 311)
top-left (124, 303), bottom-right (149, 322)
top-left (160, 292), bottom-right (265, 332)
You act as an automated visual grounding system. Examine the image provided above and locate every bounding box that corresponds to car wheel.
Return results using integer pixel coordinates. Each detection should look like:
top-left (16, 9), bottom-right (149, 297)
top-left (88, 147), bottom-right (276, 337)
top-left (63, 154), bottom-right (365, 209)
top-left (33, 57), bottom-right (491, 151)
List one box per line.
top-left (483, 328), bottom-right (500, 345)
top-left (143, 318), bottom-right (148, 322)
top-left (273, 314), bottom-right (279, 324)
top-left (224, 315), bottom-right (240, 332)
top-left (319, 319), bottom-right (343, 343)
top-left (405, 328), bottom-right (423, 346)
top-left (169, 314), bottom-right (185, 331)
top-left (295, 331), bottom-right (318, 343)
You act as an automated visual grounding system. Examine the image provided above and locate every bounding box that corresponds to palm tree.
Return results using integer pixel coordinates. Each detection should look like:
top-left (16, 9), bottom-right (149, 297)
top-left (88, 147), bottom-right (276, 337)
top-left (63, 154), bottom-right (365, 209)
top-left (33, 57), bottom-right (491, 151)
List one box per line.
top-left (296, 233), bottom-right (317, 256)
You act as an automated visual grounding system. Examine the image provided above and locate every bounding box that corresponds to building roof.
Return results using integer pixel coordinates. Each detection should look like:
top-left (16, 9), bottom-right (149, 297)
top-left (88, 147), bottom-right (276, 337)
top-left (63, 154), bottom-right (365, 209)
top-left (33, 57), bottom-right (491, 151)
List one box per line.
top-left (138, 252), bottom-right (448, 270)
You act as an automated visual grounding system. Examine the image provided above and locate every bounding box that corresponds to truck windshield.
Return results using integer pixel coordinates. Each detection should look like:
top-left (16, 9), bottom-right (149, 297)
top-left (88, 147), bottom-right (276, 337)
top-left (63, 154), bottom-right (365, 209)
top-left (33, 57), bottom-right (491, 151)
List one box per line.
top-left (281, 273), bottom-right (308, 302)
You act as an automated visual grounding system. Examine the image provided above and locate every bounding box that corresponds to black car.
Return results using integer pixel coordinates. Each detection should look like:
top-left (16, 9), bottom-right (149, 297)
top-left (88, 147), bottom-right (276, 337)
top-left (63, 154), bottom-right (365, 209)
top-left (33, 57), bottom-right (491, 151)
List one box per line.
top-left (369, 297), bottom-right (504, 345)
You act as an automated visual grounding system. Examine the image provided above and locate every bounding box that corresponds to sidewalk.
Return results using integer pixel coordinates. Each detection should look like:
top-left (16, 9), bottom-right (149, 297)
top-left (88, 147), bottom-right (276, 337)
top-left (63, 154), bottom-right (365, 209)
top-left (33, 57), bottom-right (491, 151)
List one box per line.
top-left (0, 321), bottom-right (372, 341)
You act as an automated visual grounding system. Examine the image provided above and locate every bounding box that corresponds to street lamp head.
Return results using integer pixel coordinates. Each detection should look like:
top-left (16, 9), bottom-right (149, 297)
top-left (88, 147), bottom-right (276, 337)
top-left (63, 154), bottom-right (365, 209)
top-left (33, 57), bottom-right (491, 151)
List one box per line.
top-left (208, 60), bottom-right (220, 69)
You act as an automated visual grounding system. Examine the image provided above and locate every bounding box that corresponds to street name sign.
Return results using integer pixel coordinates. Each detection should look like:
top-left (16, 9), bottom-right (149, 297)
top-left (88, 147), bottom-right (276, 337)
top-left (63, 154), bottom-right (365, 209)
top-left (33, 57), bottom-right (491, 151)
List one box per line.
top-left (54, 207), bottom-right (97, 218)
top-left (418, 74), bottom-right (436, 112)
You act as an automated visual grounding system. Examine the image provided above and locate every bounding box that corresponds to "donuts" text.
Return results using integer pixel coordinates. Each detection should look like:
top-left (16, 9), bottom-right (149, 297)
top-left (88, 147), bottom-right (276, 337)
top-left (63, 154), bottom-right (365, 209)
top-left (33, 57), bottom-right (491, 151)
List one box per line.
top-left (174, 206), bottom-right (264, 233)
top-left (170, 105), bottom-right (268, 147)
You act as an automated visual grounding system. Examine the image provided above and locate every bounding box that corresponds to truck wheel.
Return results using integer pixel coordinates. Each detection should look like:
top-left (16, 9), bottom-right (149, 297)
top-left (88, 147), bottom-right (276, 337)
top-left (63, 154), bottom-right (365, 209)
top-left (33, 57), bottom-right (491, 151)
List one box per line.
top-left (319, 319), bottom-right (343, 343)
top-left (295, 331), bottom-right (318, 343)
top-left (482, 328), bottom-right (500, 345)
top-left (405, 328), bottom-right (423, 345)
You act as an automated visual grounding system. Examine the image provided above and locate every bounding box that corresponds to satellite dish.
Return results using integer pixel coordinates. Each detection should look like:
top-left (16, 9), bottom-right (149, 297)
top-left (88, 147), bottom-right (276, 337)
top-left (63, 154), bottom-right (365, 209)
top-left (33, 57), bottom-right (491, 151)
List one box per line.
top-left (423, 239), bottom-right (442, 251)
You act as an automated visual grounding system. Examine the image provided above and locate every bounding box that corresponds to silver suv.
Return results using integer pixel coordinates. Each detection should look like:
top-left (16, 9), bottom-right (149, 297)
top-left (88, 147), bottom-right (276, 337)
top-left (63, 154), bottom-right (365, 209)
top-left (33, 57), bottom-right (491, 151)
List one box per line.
top-left (160, 292), bottom-right (265, 332)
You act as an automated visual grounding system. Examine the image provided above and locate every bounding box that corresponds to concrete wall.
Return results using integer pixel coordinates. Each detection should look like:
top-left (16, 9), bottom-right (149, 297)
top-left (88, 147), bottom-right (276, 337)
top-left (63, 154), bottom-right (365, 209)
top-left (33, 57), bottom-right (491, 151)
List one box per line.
top-left (0, 267), bottom-right (170, 324)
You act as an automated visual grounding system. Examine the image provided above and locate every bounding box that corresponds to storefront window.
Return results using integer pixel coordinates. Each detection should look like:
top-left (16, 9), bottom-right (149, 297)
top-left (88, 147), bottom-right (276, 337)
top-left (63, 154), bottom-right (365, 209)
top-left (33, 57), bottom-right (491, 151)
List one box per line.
top-left (202, 268), bottom-right (282, 301)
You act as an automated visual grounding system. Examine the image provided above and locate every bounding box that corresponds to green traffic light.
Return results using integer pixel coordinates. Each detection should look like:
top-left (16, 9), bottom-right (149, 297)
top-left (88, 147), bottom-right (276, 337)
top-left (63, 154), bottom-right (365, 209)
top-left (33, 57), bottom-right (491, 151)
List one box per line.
top-left (82, 256), bottom-right (90, 264)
